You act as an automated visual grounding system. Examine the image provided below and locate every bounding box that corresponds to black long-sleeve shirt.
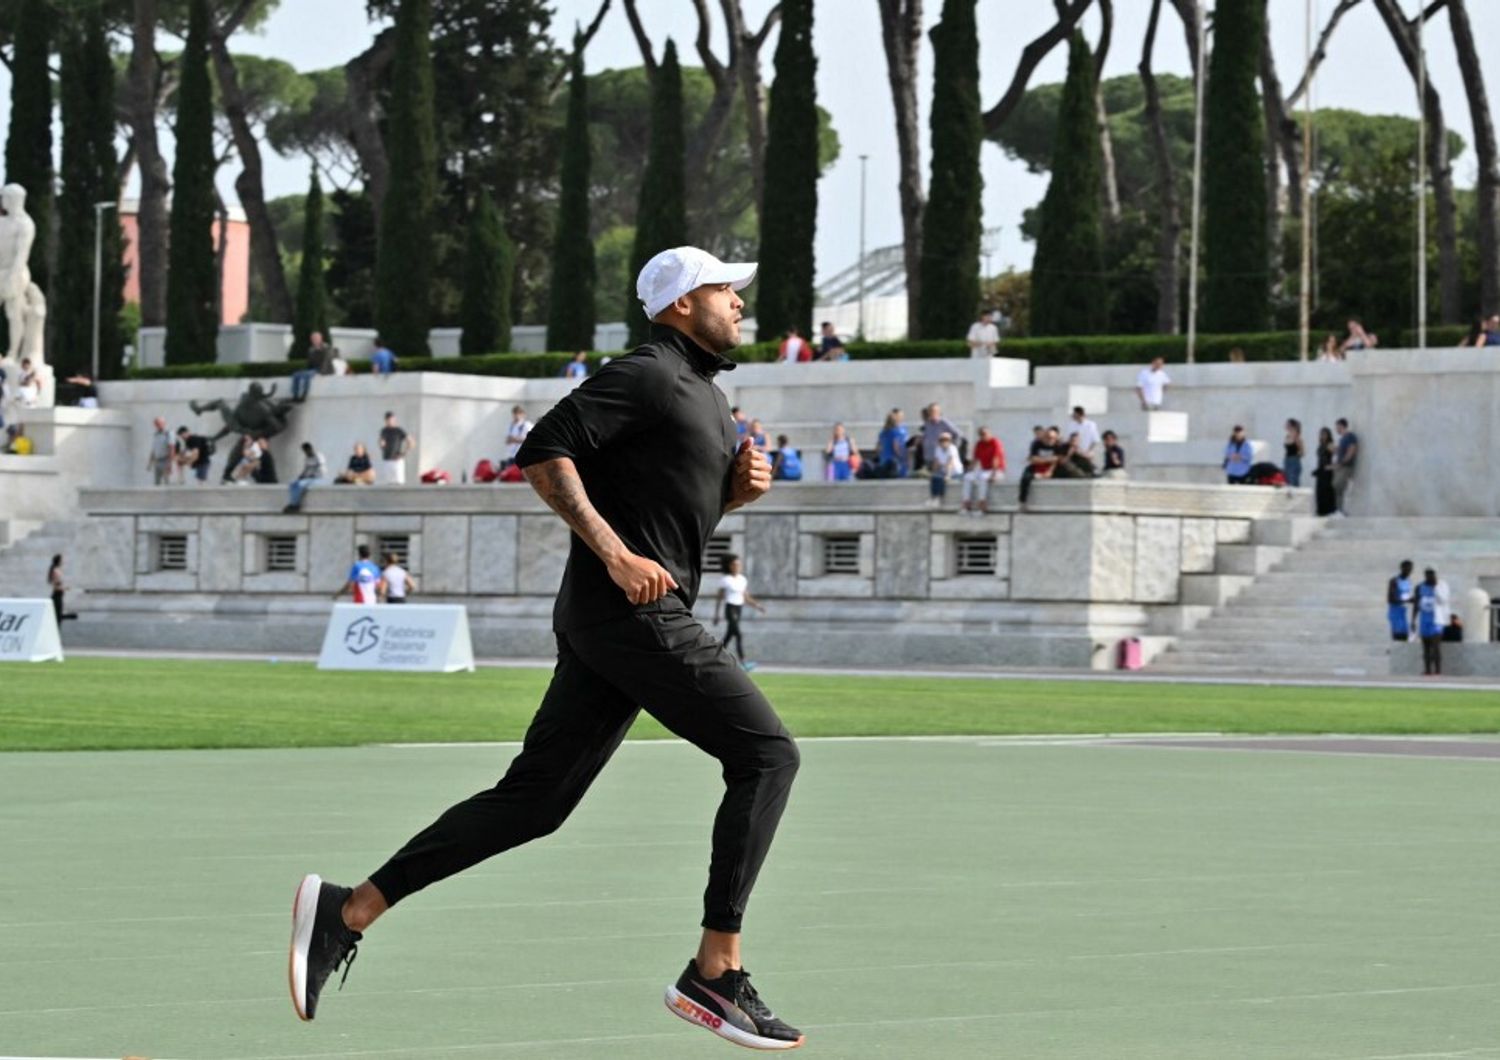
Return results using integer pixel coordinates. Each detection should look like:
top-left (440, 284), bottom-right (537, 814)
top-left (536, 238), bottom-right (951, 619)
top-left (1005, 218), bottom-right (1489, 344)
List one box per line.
top-left (515, 325), bottom-right (740, 631)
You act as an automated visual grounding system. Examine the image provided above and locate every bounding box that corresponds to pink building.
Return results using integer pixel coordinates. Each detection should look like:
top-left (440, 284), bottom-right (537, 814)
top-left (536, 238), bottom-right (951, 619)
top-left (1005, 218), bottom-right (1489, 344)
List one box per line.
top-left (118, 198), bottom-right (252, 325)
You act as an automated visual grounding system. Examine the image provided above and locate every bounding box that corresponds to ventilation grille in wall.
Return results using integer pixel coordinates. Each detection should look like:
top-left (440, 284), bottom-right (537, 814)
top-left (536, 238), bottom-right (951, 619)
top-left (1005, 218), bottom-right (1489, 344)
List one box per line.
top-left (156, 534), bottom-right (188, 572)
top-left (704, 534), bottom-right (734, 573)
top-left (955, 535), bottom-right (999, 576)
top-left (265, 535), bottom-right (298, 573)
top-left (376, 534), bottom-right (411, 567)
top-left (822, 534), bottom-right (861, 575)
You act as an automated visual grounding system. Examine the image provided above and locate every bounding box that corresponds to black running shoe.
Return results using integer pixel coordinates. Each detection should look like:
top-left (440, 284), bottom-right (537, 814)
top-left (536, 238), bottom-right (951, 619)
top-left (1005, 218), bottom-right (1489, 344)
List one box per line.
top-left (664, 959), bottom-right (805, 1050)
top-left (289, 873), bottom-right (361, 1021)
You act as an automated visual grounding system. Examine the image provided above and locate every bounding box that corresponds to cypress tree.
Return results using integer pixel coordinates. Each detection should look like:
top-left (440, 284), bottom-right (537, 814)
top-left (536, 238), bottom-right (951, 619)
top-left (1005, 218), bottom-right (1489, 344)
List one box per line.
top-left (5, 0), bottom-right (54, 288)
top-left (756, 0), bottom-right (818, 339)
top-left (55, 6), bottom-right (124, 378)
top-left (1030, 33), bottom-right (1107, 337)
top-left (1202, 0), bottom-right (1270, 332)
top-left (624, 40), bottom-right (687, 348)
top-left (291, 171), bottom-right (328, 361)
top-left (374, 0), bottom-right (437, 357)
top-left (461, 189), bottom-right (513, 354)
top-left (163, 0), bottom-right (219, 365)
top-left (916, 0), bottom-right (984, 341)
top-left (545, 44), bottom-right (595, 352)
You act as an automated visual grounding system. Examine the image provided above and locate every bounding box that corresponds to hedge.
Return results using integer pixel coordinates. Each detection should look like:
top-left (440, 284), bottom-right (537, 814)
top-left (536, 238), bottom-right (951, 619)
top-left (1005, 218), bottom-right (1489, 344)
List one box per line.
top-left (128, 326), bottom-right (1471, 382)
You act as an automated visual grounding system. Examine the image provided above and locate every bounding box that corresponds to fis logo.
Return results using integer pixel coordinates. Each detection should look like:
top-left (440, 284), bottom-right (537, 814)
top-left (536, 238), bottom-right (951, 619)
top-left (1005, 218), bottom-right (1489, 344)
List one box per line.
top-left (343, 616), bottom-right (381, 655)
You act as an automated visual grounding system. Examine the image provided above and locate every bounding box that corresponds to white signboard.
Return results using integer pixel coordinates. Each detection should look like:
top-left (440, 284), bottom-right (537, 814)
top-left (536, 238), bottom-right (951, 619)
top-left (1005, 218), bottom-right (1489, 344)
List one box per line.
top-left (317, 603), bottom-right (475, 673)
top-left (0, 598), bottom-right (64, 663)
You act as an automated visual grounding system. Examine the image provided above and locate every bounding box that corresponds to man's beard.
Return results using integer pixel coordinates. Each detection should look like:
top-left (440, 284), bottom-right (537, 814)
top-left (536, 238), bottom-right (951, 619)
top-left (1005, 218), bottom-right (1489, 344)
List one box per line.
top-left (693, 309), bottom-right (741, 353)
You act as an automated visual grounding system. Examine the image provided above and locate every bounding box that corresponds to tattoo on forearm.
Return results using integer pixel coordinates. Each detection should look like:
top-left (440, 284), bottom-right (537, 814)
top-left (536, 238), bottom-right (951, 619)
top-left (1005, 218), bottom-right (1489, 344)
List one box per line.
top-left (524, 459), bottom-right (625, 562)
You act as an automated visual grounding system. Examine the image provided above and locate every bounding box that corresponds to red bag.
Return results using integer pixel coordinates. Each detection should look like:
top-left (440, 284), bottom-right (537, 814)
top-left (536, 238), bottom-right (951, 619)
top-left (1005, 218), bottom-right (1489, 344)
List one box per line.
top-left (473, 459), bottom-right (498, 483)
top-left (498, 463), bottom-right (524, 483)
top-left (420, 468), bottom-right (452, 485)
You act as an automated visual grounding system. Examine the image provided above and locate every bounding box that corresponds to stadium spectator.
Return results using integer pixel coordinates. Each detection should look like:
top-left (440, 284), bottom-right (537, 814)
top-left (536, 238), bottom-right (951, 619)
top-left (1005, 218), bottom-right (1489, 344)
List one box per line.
top-left (777, 327), bottom-right (810, 363)
top-left (1341, 318), bottom-right (1378, 353)
top-left (960, 426), bottom-right (1005, 516)
top-left (1387, 560), bottom-right (1415, 642)
top-left (966, 309), bottom-right (1000, 358)
top-left (329, 349), bottom-right (350, 376)
top-left (713, 554), bottom-right (766, 668)
top-left (382, 552), bottom-right (416, 604)
top-left (1333, 417), bottom-right (1358, 515)
top-left (16, 358), bottom-right (38, 406)
top-left (746, 418), bottom-right (769, 454)
top-left (284, 441), bottom-right (327, 512)
top-left (503, 405), bottom-right (532, 469)
top-left (1314, 427), bottom-right (1337, 516)
top-left (336, 442), bottom-right (377, 485)
top-left (730, 406), bottom-right (748, 438)
top-left (291, 332), bottom-right (328, 401)
top-left (5, 422), bottom-right (32, 454)
top-left (369, 337), bottom-right (397, 375)
top-left (232, 435), bottom-right (262, 484)
top-left (1415, 568), bottom-right (1450, 676)
top-left (877, 408), bottom-right (909, 478)
top-left (1223, 426), bottom-right (1253, 485)
top-left (1283, 419), bottom-right (1305, 487)
top-left (1068, 405), bottom-right (1101, 462)
top-left (254, 436), bottom-right (279, 484)
top-left (1227, 346), bottom-right (1247, 364)
top-left (1484, 313), bottom-right (1500, 346)
top-left (1317, 333), bottom-right (1345, 362)
top-left (771, 435), bottom-right (803, 481)
top-left (175, 426), bottom-right (213, 485)
top-left (920, 403), bottom-right (964, 470)
top-left (817, 321), bottom-right (846, 361)
top-left (65, 373), bottom-right (99, 408)
top-left (1458, 315), bottom-right (1485, 347)
top-left (564, 351), bottom-right (589, 380)
top-left (379, 412), bottom-right (412, 484)
top-left (825, 423), bottom-right (856, 482)
top-left (926, 431), bottom-right (962, 507)
top-left (337, 544), bottom-right (384, 605)
top-left (1135, 357), bottom-right (1171, 410)
top-left (1018, 425), bottom-right (1061, 508)
top-left (146, 417), bottom-right (175, 485)
top-left (1054, 431), bottom-right (1094, 479)
top-left (1101, 430), bottom-right (1126, 478)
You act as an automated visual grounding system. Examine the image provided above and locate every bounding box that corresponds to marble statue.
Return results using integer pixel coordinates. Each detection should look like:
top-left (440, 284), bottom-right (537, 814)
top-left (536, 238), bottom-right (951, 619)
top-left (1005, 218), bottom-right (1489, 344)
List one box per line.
top-left (190, 381), bottom-right (298, 443)
top-left (0, 183), bottom-right (38, 364)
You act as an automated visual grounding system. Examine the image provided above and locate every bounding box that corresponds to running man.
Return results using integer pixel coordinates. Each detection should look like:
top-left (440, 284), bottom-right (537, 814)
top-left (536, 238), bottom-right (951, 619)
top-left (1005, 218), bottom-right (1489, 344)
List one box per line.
top-left (290, 247), bottom-right (805, 1050)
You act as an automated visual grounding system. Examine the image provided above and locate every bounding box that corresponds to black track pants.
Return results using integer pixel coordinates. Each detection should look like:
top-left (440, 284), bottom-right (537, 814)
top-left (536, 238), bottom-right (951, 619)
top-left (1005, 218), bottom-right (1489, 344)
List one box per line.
top-left (722, 603), bottom-right (744, 659)
top-left (368, 608), bottom-right (800, 933)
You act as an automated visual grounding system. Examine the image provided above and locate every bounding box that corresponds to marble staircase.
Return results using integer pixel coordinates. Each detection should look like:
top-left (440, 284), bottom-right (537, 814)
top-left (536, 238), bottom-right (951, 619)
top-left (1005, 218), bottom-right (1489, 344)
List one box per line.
top-left (1150, 517), bottom-right (1500, 676)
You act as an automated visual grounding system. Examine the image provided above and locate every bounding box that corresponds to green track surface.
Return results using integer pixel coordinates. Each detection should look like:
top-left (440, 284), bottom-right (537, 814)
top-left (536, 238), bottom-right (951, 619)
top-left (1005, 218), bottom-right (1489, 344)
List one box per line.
top-left (2, 738), bottom-right (1498, 1059)
top-left (4, 658), bottom-right (1500, 751)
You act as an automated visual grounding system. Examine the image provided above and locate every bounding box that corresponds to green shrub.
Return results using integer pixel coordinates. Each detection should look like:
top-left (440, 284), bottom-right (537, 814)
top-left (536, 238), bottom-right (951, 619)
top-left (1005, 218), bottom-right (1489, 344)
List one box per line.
top-left (128, 326), bottom-right (1470, 382)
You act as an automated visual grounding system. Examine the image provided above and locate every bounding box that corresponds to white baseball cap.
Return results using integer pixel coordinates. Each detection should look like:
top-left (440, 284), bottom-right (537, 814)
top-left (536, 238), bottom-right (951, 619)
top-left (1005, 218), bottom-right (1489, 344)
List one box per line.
top-left (636, 246), bottom-right (757, 320)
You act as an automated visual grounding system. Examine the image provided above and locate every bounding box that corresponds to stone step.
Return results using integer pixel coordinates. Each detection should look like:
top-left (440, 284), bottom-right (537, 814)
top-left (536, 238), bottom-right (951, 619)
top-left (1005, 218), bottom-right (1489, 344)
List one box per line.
top-left (1214, 544), bottom-right (1287, 576)
top-left (1180, 574), bottom-right (1256, 607)
top-left (978, 384), bottom-right (1109, 414)
top-left (1251, 517), bottom-right (1327, 548)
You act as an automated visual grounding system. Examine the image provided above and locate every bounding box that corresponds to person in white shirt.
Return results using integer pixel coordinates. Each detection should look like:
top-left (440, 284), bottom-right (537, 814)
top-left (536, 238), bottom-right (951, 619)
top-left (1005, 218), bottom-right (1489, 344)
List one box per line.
top-left (777, 327), bottom-right (808, 363)
top-left (1135, 357), bottom-right (1171, 410)
top-left (713, 555), bottom-right (766, 669)
top-left (329, 352), bottom-right (350, 376)
top-left (1068, 405), bottom-right (1101, 462)
top-left (503, 405), bottom-right (533, 468)
top-left (926, 431), bottom-right (964, 508)
top-left (381, 553), bottom-right (417, 604)
top-left (965, 310), bottom-right (1000, 358)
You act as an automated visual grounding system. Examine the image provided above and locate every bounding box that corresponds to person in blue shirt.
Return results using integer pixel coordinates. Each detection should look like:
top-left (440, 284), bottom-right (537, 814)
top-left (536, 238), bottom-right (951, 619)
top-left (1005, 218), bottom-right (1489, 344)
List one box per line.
top-left (1386, 560), bottom-right (1414, 642)
top-left (1223, 425), bottom-right (1253, 484)
top-left (337, 544), bottom-right (384, 605)
top-left (771, 434), bottom-right (802, 481)
top-left (876, 408), bottom-right (909, 478)
top-left (817, 321), bottom-right (846, 360)
top-left (369, 338), bottom-right (396, 376)
top-left (564, 351), bottom-right (589, 379)
top-left (1414, 568), bottom-right (1449, 676)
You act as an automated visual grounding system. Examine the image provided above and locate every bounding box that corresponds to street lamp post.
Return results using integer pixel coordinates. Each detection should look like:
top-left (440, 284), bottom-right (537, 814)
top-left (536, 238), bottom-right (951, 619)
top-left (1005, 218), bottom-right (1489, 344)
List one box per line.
top-left (857, 154), bottom-right (868, 340)
top-left (92, 201), bottom-right (117, 381)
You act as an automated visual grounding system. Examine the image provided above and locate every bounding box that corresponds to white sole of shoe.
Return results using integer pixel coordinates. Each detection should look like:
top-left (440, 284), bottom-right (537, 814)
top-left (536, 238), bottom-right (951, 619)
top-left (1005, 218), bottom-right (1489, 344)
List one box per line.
top-left (663, 984), bottom-right (804, 1051)
top-left (289, 872), bottom-right (322, 1021)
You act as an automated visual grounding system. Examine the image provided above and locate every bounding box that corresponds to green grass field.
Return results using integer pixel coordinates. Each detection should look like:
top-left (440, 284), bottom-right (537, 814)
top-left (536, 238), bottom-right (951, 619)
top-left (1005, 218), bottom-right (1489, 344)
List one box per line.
top-left (3, 657), bottom-right (1499, 751)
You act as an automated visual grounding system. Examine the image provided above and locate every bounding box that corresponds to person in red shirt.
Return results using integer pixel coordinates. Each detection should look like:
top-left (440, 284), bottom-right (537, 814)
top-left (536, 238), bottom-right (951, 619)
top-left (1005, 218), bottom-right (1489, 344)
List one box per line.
top-left (960, 426), bottom-right (1006, 516)
top-left (777, 327), bottom-right (811, 363)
